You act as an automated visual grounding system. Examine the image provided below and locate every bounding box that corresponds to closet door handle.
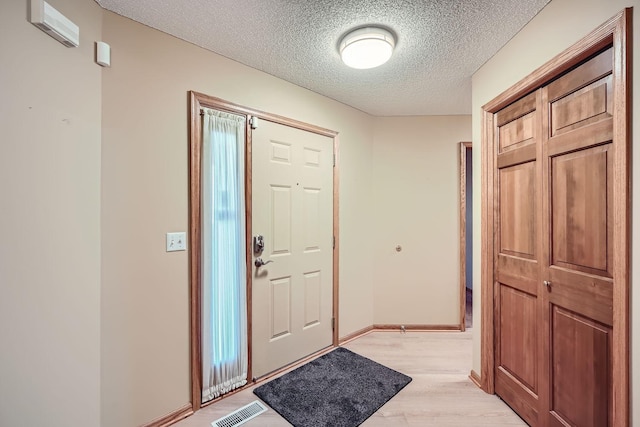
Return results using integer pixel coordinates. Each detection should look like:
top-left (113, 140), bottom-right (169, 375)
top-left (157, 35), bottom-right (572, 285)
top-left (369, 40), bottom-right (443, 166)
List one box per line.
top-left (543, 280), bottom-right (552, 288)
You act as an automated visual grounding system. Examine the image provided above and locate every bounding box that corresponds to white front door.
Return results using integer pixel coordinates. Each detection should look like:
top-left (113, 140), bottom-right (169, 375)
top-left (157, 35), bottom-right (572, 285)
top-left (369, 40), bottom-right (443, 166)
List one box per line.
top-left (251, 120), bottom-right (334, 379)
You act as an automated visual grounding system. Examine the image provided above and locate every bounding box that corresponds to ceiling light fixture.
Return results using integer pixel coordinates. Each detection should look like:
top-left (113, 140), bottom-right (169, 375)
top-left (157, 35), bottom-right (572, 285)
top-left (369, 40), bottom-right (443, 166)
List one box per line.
top-left (339, 27), bottom-right (395, 69)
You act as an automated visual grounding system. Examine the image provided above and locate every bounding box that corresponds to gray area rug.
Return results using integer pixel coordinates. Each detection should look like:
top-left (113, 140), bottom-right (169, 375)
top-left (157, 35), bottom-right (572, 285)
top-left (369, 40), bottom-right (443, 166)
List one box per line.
top-left (253, 347), bottom-right (412, 427)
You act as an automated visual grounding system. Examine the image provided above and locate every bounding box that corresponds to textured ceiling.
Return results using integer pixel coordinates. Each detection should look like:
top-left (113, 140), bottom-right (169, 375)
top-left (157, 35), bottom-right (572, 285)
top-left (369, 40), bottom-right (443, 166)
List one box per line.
top-left (95, 0), bottom-right (550, 116)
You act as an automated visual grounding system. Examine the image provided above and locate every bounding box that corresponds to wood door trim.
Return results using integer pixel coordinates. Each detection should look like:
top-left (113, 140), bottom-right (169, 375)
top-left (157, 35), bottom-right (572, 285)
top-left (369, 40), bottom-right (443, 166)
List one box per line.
top-left (188, 91), bottom-right (203, 412)
top-left (459, 142), bottom-right (472, 332)
top-left (338, 324), bottom-right (462, 346)
top-left (479, 9), bottom-right (631, 425)
top-left (610, 8), bottom-right (631, 422)
top-left (469, 370), bottom-right (482, 389)
top-left (338, 325), bottom-right (375, 345)
top-left (245, 110), bottom-right (254, 386)
top-left (188, 91), bottom-right (340, 412)
top-left (480, 107), bottom-right (495, 394)
top-left (140, 403), bottom-right (193, 427)
top-left (190, 92), bottom-right (338, 138)
top-left (373, 324), bottom-right (461, 331)
top-left (482, 11), bottom-right (623, 113)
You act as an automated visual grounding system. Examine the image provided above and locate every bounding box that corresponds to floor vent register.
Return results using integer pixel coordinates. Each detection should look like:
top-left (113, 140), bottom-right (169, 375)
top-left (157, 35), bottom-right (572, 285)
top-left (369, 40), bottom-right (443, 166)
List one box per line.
top-left (211, 400), bottom-right (267, 427)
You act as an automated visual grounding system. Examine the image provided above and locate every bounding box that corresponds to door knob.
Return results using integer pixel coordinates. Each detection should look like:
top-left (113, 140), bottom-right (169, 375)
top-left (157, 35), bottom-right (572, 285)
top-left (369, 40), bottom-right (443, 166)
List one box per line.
top-left (255, 258), bottom-right (273, 267)
top-left (544, 280), bottom-right (552, 288)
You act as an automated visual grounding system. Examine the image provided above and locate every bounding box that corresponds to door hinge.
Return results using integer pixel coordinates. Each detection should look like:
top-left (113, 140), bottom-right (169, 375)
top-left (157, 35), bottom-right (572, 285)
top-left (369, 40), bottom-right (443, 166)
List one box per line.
top-left (333, 154), bottom-right (336, 167)
top-left (331, 317), bottom-right (335, 331)
top-left (333, 236), bottom-right (335, 249)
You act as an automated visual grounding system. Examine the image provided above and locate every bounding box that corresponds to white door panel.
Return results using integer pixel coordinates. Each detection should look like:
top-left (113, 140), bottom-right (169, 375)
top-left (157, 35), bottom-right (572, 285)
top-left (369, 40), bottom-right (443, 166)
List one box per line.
top-left (252, 120), bottom-right (333, 378)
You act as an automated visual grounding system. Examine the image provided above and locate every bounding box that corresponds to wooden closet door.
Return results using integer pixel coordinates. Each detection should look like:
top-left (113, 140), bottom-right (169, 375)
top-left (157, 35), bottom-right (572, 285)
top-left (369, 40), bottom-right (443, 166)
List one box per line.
top-left (541, 47), bottom-right (614, 427)
top-left (494, 91), bottom-right (543, 426)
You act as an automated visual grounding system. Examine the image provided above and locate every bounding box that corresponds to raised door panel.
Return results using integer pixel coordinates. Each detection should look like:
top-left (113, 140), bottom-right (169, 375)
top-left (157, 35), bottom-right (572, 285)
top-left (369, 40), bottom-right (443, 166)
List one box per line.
top-left (302, 187), bottom-right (321, 252)
top-left (269, 277), bottom-right (292, 339)
top-left (549, 307), bottom-right (611, 427)
top-left (547, 47), bottom-right (613, 137)
top-left (497, 91), bottom-right (537, 153)
top-left (499, 162), bottom-right (536, 258)
top-left (550, 145), bottom-right (612, 277)
top-left (499, 111), bottom-right (535, 151)
top-left (550, 75), bottom-right (612, 136)
top-left (495, 282), bottom-right (539, 425)
top-left (303, 271), bottom-right (321, 329)
top-left (271, 185), bottom-right (292, 256)
top-left (499, 286), bottom-right (537, 392)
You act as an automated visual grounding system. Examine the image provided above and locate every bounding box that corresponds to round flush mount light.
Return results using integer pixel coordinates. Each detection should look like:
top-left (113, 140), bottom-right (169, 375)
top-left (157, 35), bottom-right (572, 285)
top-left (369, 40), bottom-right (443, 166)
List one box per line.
top-left (339, 27), bottom-right (395, 69)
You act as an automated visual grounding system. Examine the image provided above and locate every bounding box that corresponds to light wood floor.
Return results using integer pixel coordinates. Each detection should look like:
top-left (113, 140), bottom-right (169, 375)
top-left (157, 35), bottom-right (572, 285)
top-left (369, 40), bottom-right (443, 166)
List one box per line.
top-left (176, 330), bottom-right (526, 426)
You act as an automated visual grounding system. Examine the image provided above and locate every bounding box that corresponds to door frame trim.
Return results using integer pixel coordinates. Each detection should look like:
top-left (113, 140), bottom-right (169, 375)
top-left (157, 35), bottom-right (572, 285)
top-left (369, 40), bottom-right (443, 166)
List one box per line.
top-left (459, 141), bottom-right (472, 332)
top-left (479, 9), bottom-right (631, 425)
top-left (188, 91), bottom-right (340, 411)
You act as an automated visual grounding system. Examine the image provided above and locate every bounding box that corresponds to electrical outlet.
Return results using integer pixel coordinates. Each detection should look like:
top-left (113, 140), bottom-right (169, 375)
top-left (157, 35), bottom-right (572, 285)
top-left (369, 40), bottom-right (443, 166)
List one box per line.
top-left (166, 232), bottom-right (186, 252)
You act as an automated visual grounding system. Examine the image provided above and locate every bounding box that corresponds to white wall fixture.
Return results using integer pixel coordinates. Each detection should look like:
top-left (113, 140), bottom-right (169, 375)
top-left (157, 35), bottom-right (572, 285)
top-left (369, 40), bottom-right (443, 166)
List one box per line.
top-left (29, 0), bottom-right (79, 47)
top-left (96, 41), bottom-right (111, 67)
top-left (166, 232), bottom-right (187, 252)
top-left (339, 27), bottom-right (395, 69)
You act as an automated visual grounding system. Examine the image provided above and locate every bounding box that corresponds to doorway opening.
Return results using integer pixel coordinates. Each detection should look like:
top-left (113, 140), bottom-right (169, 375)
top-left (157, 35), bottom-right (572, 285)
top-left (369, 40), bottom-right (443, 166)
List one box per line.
top-left (459, 142), bottom-right (472, 331)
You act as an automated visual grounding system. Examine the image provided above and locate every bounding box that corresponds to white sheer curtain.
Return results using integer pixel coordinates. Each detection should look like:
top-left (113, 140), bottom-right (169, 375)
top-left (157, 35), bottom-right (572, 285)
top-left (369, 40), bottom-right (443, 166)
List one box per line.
top-left (201, 108), bottom-right (248, 403)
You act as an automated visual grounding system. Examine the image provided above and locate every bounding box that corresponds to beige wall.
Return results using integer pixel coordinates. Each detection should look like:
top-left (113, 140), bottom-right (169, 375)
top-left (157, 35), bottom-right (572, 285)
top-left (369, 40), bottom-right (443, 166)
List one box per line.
top-left (100, 11), bottom-right (377, 427)
top-left (372, 116), bottom-right (471, 325)
top-left (7, 0), bottom-right (594, 425)
top-left (0, 1), bottom-right (102, 426)
top-left (471, 0), bottom-right (639, 421)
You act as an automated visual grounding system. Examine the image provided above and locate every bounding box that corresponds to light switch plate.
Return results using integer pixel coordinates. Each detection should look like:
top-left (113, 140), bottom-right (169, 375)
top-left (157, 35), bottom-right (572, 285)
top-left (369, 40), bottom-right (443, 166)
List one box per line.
top-left (166, 232), bottom-right (186, 252)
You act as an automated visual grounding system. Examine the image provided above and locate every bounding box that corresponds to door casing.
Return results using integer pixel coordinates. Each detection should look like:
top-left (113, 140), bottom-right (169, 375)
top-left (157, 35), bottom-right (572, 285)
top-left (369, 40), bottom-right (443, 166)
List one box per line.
top-left (459, 141), bottom-right (472, 332)
top-left (188, 91), bottom-right (340, 411)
